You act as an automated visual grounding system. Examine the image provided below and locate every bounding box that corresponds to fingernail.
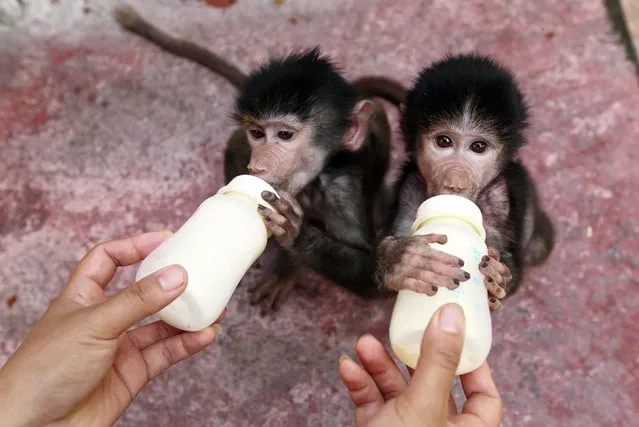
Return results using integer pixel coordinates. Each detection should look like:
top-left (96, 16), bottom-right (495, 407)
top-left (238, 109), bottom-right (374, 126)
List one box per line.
top-left (431, 286), bottom-right (438, 294)
top-left (213, 324), bottom-right (223, 336)
top-left (487, 277), bottom-right (493, 283)
top-left (480, 262), bottom-right (487, 268)
top-left (453, 279), bottom-right (460, 285)
top-left (482, 255), bottom-right (490, 262)
top-left (439, 304), bottom-right (464, 334)
top-left (258, 204), bottom-right (266, 210)
top-left (157, 265), bottom-right (185, 292)
top-left (463, 271), bottom-right (470, 279)
top-left (339, 355), bottom-right (351, 364)
top-left (489, 297), bottom-right (497, 303)
top-left (458, 259), bottom-right (465, 266)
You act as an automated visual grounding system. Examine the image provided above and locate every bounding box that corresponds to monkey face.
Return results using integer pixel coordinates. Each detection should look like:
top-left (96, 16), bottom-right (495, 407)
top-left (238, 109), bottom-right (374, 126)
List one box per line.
top-left (417, 127), bottom-right (502, 201)
top-left (244, 115), bottom-right (329, 195)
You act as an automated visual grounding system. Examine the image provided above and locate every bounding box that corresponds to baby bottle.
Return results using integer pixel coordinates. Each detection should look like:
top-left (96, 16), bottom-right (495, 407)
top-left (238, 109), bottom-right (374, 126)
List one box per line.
top-left (135, 174), bottom-right (279, 331)
top-left (388, 194), bottom-right (491, 375)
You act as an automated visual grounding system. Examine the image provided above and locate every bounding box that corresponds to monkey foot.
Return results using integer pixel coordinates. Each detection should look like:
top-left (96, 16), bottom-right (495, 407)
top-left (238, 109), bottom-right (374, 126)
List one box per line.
top-left (248, 271), bottom-right (298, 315)
top-left (479, 248), bottom-right (512, 312)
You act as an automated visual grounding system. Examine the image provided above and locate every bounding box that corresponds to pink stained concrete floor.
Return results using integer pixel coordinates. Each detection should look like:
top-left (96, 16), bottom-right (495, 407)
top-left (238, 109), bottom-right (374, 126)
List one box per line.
top-left (1, 0), bottom-right (639, 426)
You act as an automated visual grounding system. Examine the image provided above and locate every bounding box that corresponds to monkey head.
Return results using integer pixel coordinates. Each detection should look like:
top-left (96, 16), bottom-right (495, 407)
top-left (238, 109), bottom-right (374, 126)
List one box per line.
top-left (401, 53), bottom-right (530, 201)
top-left (232, 47), bottom-right (375, 196)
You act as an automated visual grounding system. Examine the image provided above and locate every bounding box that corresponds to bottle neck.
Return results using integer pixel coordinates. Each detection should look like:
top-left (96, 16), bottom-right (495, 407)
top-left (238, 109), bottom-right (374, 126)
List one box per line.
top-left (221, 190), bottom-right (274, 238)
top-left (222, 189), bottom-right (257, 205)
top-left (414, 216), bottom-right (485, 239)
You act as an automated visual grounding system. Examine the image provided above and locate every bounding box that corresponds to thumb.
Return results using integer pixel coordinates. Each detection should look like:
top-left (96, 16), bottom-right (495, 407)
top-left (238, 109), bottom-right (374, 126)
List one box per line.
top-left (402, 303), bottom-right (466, 418)
top-left (89, 265), bottom-right (187, 339)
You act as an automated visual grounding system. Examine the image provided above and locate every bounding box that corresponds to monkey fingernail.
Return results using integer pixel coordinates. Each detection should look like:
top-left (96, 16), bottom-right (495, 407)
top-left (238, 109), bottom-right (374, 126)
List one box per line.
top-left (463, 271), bottom-right (470, 279)
top-left (487, 277), bottom-right (493, 283)
top-left (431, 286), bottom-right (438, 294)
top-left (480, 262), bottom-right (488, 268)
top-left (453, 279), bottom-right (460, 285)
top-left (258, 204), bottom-right (267, 210)
top-left (489, 297), bottom-right (497, 303)
top-left (458, 259), bottom-right (465, 266)
top-left (261, 191), bottom-right (275, 201)
top-left (482, 255), bottom-right (490, 263)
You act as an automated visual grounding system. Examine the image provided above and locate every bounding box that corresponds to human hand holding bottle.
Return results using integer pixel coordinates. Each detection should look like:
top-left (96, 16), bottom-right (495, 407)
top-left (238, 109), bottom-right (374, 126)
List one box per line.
top-left (0, 231), bottom-right (224, 427)
top-left (339, 303), bottom-right (503, 427)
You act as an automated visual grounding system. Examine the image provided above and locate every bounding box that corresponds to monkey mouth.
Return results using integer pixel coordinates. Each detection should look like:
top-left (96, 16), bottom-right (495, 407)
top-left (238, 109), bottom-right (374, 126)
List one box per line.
top-left (431, 188), bottom-right (477, 202)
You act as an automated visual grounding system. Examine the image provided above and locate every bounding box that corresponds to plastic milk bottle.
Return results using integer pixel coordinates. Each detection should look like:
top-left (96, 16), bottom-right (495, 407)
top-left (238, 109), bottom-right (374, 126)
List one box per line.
top-left (388, 194), bottom-right (492, 375)
top-left (135, 175), bottom-right (279, 331)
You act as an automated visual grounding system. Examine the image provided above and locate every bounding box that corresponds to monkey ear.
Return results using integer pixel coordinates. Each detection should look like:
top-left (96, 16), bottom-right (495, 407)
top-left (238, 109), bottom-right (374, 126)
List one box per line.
top-left (343, 100), bottom-right (375, 152)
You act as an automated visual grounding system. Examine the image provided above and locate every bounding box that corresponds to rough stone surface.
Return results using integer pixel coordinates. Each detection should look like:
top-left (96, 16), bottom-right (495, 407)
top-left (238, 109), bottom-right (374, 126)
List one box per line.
top-left (1, 1), bottom-right (638, 426)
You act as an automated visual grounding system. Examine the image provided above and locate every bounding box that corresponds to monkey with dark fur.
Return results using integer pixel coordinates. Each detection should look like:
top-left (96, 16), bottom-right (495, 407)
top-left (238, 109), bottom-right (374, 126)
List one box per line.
top-left (377, 53), bottom-right (555, 312)
top-left (114, 5), bottom-right (402, 313)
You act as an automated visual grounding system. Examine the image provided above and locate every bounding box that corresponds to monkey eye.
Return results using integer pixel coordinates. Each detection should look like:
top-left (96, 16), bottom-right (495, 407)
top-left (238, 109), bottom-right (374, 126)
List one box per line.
top-left (470, 140), bottom-right (488, 153)
top-left (435, 135), bottom-right (453, 148)
top-left (277, 130), bottom-right (295, 141)
top-left (249, 129), bottom-right (265, 139)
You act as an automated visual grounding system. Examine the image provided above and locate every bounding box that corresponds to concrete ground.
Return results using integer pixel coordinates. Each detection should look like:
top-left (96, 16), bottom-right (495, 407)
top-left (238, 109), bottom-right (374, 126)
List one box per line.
top-left (1, 0), bottom-right (638, 426)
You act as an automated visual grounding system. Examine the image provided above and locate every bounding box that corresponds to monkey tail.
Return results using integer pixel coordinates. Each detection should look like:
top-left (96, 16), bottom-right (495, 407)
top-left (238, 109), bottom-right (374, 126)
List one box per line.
top-left (114, 4), bottom-right (248, 90)
top-left (352, 76), bottom-right (407, 106)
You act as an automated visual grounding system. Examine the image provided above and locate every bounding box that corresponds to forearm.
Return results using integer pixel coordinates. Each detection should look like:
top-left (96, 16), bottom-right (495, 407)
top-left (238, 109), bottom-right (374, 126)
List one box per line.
top-left (293, 223), bottom-right (378, 296)
top-left (0, 366), bottom-right (40, 427)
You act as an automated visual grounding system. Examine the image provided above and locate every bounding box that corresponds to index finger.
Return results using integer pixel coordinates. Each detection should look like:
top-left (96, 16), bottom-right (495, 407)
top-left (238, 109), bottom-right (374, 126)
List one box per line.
top-left (67, 231), bottom-right (172, 292)
top-left (454, 362), bottom-right (503, 426)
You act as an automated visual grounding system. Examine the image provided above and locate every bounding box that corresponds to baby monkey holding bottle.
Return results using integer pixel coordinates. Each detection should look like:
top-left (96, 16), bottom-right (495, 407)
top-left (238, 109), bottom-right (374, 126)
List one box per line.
top-left (377, 53), bottom-right (555, 373)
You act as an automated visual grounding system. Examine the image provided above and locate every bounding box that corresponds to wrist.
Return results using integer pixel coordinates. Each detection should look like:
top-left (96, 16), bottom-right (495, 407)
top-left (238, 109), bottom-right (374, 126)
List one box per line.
top-left (0, 371), bottom-right (37, 427)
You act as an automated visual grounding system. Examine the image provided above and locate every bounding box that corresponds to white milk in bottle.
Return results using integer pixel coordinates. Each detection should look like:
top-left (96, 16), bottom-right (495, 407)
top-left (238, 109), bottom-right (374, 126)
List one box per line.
top-left (135, 175), bottom-right (279, 332)
top-left (388, 194), bottom-right (491, 375)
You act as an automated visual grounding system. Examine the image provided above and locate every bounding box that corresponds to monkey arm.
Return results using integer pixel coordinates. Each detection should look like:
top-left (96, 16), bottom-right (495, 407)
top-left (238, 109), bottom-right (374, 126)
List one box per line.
top-left (293, 222), bottom-right (381, 297)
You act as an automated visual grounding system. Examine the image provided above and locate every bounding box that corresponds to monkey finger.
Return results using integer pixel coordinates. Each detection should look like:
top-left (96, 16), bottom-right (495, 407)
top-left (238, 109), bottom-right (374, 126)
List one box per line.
top-left (408, 245), bottom-right (465, 267)
top-left (269, 192), bottom-right (301, 221)
top-left (258, 206), bottom-right (289, 228)
top-left (418, 233), bottom-right (448, 245)
top-left (271, 276), bottom-right (297, 312)
top-left (502, 267), bottom-right (513, 283)
top-left (263, 221), bottom-right (288, 245)
top-left (487, 247), bottom-right (501, 262)
top-left (405, 268), bottom-right (459, 291)
top-left (488, 297), bottom-right (503, 312)
top-left (280, 191), bottom-right (304, 218)
top-left (403, 254), bottom-right (470, 283)
top-left (482, 256), bottom-right (509, 279)
top-left (249, 275), bottom-right (279, 304)
top-left (485, 278), bottom-right (506, 299)
top-left (401, 278), bottom-right (439, 296)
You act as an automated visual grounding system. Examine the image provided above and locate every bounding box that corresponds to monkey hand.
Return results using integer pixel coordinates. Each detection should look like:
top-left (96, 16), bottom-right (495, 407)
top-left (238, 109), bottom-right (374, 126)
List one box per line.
top-left (258, 191), bottom-right (304, 249)
top-left (479, 247), bottom-right (512, 312)
top-left (376, 234), bottom-right (470, 296)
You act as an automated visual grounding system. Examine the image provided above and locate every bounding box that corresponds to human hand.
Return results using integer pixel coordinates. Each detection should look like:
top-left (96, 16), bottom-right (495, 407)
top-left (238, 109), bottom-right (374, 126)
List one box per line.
top-left (339, 304), bottom-right (502, 427)
top-left (0, 231), bottom-right (224, 427)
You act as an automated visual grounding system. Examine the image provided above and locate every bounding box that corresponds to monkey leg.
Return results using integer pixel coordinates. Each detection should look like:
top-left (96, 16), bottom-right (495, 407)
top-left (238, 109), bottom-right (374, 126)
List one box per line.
top-left (223, 128), bottom-right (251, 184)
top-left (248, 253), bottom-right (299, 315)
top-left (479, 247), bottom-right (513, 312)
top-left (523, 208), bottom-right (555, 267)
